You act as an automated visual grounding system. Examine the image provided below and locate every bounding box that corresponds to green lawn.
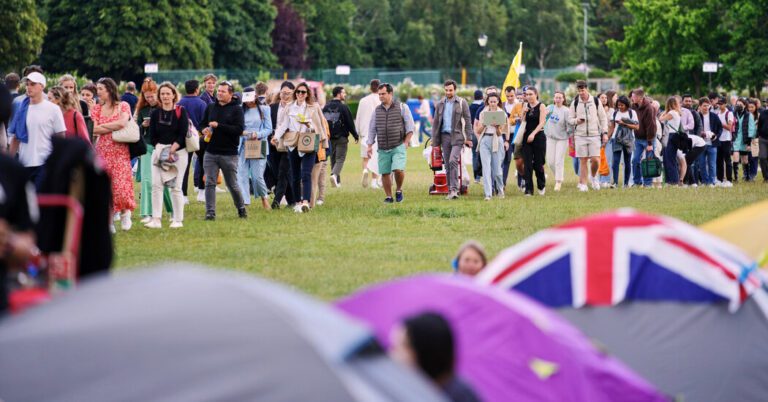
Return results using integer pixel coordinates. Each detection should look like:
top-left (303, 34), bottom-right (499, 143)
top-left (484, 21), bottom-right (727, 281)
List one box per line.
top-left (115, 143), bottom-right (767, 299)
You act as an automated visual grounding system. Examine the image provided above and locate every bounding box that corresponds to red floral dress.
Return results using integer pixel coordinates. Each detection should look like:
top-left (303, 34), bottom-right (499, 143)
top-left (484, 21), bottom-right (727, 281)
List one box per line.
top-left (92, 102), bottom-right (136, 212)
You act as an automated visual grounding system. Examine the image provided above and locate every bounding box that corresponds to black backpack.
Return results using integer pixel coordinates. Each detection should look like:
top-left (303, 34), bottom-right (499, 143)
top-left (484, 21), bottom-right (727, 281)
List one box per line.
top-left (573, 95), bottom-right (600, 110)
top-left (323, 103), bottom-right (343, 138)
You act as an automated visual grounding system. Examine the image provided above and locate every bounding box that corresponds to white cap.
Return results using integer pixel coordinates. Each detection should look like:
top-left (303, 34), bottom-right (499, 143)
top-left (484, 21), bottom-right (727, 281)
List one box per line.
top-left (22, 72), bottom-right (46, 87)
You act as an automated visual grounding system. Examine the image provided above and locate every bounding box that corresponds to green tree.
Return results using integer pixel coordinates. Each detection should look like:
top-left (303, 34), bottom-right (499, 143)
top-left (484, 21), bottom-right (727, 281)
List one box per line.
top-left (209, 0), bottom-right (278, 69)
top-left (352, 0), bottom-right (400, 67)
top-left (587, 0), bottom-right (632, 70)
top-left (0, 0), bottom-right (46, 73)
top-left (609, 0), bottom-right (725, 94)
top-left (41, 0), bottom-right (213, 80)
top-left (291, 0), bottom-right (366, 68)
top-left (504, 0), bottom-right (581, 70)
top-left (722, 0), bottom-right (768, 96)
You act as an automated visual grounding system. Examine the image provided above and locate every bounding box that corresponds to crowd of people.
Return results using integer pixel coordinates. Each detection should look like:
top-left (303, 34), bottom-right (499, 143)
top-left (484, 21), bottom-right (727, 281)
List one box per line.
top-left (2, 66), bottom-right (767, 235)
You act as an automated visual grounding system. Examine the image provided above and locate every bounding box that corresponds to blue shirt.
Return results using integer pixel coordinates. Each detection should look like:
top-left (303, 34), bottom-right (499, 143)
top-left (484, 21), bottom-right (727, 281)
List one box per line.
top-left (177, 95), bottom-right (208, 129)
top-left (241, 105), bottom-right (273, 157)
top-left (120, 93), bottom-right (138, 115)
top-left (442, 99), bottom-right (454, 133)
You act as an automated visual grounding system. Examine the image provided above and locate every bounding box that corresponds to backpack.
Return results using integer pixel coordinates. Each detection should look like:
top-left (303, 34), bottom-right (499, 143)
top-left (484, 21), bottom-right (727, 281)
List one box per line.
top-left (323, 102), bottom-right (343, 138)
top-left (612, 109), bottom-right (636, 148)
top-left (573, 95), bottom-right (600, 110)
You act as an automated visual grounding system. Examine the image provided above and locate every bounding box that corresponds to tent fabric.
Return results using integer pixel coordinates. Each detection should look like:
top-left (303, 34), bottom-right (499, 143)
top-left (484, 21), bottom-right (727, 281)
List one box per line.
top-left (336, 274), bottom-right (667, 402)
top-left (0, 265), bottom-right (446, 402)
top-left (700, 200), bottom-right (768, 265)
top-left (477, 209), bottom-right (765, 314)
top-left (558, 299), bottom-right (768, 402)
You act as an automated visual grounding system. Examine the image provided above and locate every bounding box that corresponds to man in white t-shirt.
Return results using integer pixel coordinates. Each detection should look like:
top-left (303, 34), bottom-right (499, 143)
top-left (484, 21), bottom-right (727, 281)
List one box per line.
top-left (355, 79), bottom-right (382, 189)
top-left (8, 72), bottom-right (66, 189)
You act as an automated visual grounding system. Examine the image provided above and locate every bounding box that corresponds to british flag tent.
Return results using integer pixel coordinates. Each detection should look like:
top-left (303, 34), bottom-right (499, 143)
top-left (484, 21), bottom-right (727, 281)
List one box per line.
top-left (477, 209), bottom-right (768, 402)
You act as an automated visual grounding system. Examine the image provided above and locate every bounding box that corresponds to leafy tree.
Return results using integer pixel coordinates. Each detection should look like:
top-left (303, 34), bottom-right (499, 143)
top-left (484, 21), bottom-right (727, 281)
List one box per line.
top-left (722, 0), bottom-right (768, 96)
top-left (0, 0), bottom-right (46, 73)
top-left (352, 0), bottom-right (400, 67)
top-left (41, 0), bottom-right (213, 80)
top-left (587, 0), bottom-right (632, 70)
top-left (504, 0), bottom-right (581, 70)
top-left (272, 0), bottom-right (308, 69)
top-left (609, 0), bottom-right (725, 94)
top-left (299, 0), bottom-right (367, 68)
top-left (209, 0), bottom-right (278, 69)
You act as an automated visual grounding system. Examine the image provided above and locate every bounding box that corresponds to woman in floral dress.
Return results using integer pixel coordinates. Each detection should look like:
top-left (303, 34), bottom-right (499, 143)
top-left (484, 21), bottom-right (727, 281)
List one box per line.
top-left (92, 77), bottom-right (136, 232)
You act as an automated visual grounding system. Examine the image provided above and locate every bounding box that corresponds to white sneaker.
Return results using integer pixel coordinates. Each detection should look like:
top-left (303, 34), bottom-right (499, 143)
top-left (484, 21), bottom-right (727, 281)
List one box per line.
top-left (498, 189), bottom-right (505, 199)
top-left (183, 196), bottom-right (189, 205)
top-left (109, 224), bottom-right (116, 234)
top-left (484, 196), bottom-right (491, 201)
top-left (601, 182), bottom-right (609, 189)
top-left (723, 181), bottom-right (733, 188)
top-left (578, 184), bottom-right (589, 192)
top-left (361, 169), bottom-right (370, 188)
top-left (591, 178), bottom-right (601, 191)
top-left (293, 204), bottom-right (303, 214)
top-left (197, 191), bottom-right (206, 202)
top-left (216, 186), bottom-right (226, 193)
top-left (144, 219), bottom-right (161, 229)
top-left (140, 216), bottom-right (151, 224)
top-left (120, 211), bottom-right (132, 231)
top-left (113, 212), bottom-right (121, 222)
top-left (371, 180), bottom-right (381, 189)
top-left (330, 175), bottom-right (339, 188)
top-left (539, 188), bottom-right (546, 196)
top-left (316, 199), bottom-right (324, 206)
top-left (169, 221), bottom-right (183, 229)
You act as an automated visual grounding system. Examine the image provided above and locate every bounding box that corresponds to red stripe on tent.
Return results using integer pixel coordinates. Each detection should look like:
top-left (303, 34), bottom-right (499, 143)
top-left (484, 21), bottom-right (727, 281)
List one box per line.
top-left (491, 242), bottom-right (560, 285)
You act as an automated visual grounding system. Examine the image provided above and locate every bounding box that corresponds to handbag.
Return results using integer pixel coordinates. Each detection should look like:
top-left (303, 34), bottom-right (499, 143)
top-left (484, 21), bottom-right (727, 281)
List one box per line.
top-left (112, 115), bottom-right (140, 143)
top-left (298, 130), bottom-right (320, 153)
top-left (279, 131), bottom-right (299, 151)
top-left (174, 106), bottom-right (200, 152)
top-left (244, 136), bottom-right (267, 159)
top-left (641, 155), bottom-right (662, 178)
top-left (128, 138), bottom-right (147, 159)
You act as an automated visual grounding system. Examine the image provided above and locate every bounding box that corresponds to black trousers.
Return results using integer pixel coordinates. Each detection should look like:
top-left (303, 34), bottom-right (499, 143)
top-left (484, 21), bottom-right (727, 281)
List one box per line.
top-left (522, 134), bottom-right (546, 194)
top-left (683, 146), bottom-right (705, 184)
top-left (269, 150), bottom-right (295, 207)
top-left (716, 141), bottom-right (733, 182)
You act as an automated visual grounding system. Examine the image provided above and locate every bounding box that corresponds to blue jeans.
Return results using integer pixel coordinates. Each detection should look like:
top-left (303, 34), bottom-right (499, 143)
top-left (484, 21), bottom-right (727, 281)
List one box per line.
top-left (600, 139), bottom-right (613, 184)
top-left (237, 155), bottom-right (268, 205)
top-left (696, 145), bottom-right (717, 185)
top-left (572, 156), bottom-right (579, 175)
top-left (663, 135), bottom-right (680, 184)
top-left (478, 135), bottom-right (504, 197)
top-left (612, 142), bottom-right (632, 187)
top-left (632, 139), bottom-right (653, 187)
top-left (418, 120), bottom-right (431, 143)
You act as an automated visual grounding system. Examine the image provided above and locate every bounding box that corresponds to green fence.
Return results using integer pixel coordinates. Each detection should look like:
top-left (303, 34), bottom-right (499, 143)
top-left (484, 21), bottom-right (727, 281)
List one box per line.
top-left (152, 67), bottom-right (584, 88)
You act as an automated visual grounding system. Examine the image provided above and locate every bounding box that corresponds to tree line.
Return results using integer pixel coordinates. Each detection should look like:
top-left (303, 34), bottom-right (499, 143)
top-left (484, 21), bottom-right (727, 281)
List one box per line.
top-left (1, 0), bottom-right (766, 95)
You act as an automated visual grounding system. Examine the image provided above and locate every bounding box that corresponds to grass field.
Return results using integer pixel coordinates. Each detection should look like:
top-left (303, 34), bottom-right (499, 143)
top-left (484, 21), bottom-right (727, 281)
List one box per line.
top-left (115, 143), bottom-right (767, 299)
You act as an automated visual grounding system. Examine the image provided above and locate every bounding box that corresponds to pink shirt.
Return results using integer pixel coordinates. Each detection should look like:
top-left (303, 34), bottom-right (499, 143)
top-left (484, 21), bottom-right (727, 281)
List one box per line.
top-left (63, 109), bottom-right (91, 143)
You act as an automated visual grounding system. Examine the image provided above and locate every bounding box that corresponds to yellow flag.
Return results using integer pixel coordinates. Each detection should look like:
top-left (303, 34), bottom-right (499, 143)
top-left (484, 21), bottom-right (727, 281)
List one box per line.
top-left (501, 42), bottom-right (523, 102)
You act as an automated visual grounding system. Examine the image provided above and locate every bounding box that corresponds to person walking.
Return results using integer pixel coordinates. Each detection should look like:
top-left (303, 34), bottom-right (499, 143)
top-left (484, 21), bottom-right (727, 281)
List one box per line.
top-left (47, 86), bottom-right (90, 143)
top-left (630, 89), bottom-right (658, 188)
top-left (597, 91), bottom-right (615, 188)
top-left (7, 72), bottom-right (67, 189)
top-left (121, 81), bottom-right (139, 115)
top-left (356, 79), bottom-right (382, 189)
top-left (432, 80), bottom-right (472, 200)
top-left (544, 91), bottom-right (570, 191)
top-left (732, 98), bottom-right (757, 182)
top-left (237, 85), bottom-right (273, 210)
top-left (417, 94), bottom-right (432, 145)
top-left (135, 78), bottom-right (172, 223)
top-left (569, 80), bottom-right (608, 192)
top-left (607, 96), bottom-right (638, 188)
top-left (272, 82), bottom-right (328, 213)
top-left (696, 97), bottom-right (722, 187)
top-left (757, 103), bottom-right (768, 182)
top-left (473, 93), bottom-right (509, 200)
top-left (469, 90), bottom-right (484, 183)
top-left (58, 75), bottom-right (91, 138)
top-left (715, 97), bottom-right (735, 187)
top-left (268, 81), bottom-right (296, 209)
top-left (520, 87), bottom-right (548, 196)
top-left (177, 79), bottom-right (209, 203)
top-left (91, 77), bottom-right (136, 231)
top-left (145, 82), bottom-right (189, 229)
top-left (200, 81), bottom-right (247, 220)
top-left (366, 83), bottom-right (415, 203)
top-left (323, 86), bottom-right (359, 187)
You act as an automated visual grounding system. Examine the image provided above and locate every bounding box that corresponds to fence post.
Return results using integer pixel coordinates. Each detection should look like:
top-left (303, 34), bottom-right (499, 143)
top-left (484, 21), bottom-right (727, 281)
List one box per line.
top-left (461, 68), bottom-right (467, 87)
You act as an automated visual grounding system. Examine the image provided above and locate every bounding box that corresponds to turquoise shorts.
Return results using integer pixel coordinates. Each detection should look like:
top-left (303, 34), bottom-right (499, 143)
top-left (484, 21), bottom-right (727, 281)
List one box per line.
top-left (378, 143), bottom-right (407, 174)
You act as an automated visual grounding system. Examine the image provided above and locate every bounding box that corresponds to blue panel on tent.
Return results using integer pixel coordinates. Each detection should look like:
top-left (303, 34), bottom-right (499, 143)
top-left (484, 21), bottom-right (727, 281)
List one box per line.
top-left (626, 254), bottom-right (727, 303)
top-left (513, 254), bottom-right (573, 307)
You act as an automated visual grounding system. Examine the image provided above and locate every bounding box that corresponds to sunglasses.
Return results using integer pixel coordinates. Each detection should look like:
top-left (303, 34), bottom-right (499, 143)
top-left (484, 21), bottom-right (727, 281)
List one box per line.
top-left (295, 90), bottom-right (308, 95)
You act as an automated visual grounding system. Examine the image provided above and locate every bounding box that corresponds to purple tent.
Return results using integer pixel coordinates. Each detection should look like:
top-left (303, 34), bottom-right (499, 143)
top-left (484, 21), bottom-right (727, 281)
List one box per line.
top-left (337, 274), bottom-right (667, 402)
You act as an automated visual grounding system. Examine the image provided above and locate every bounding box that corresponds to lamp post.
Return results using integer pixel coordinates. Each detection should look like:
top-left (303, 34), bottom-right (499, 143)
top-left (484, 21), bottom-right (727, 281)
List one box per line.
top-left (582, 2), bottom-right (589, 79)
top-left (478, 33), bottom-right (488, 87)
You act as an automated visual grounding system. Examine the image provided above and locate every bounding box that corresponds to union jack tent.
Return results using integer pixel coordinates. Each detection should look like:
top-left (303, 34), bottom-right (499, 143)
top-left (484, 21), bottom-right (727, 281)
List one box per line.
top-left (476, 209), bottom-right (767, 315)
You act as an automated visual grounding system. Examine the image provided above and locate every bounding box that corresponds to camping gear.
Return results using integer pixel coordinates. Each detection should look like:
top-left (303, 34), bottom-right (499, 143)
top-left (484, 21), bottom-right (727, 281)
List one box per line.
top-left (700, 200), bottom-right (768, 266)
top-left (0, 265), bottom-right (446, 402)
top-left (337, 274), bottom-right (667, 402)
top-left (426, 139), bottom-right (469, 195)
top-left (478, 210), bottom-right (768, 402)
top-left (641, 154), bottom-right (662, 178)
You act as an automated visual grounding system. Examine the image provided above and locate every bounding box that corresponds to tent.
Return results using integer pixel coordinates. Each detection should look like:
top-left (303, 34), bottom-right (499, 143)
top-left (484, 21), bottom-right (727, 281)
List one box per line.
top-left (337, 274), bottom-right (667, 402)
top-left (700, 200), bottom-right (768, 267)
top-left (477, 210), bottom-right (768, 402)
top-left (0, 265), bottom-right (446, 402)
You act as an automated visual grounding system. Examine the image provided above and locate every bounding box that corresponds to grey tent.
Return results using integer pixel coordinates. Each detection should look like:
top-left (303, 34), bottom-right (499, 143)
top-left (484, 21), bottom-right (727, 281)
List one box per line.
top-left (0, 265), bottom-right (447, 402)
top-left (558, 299), bottom-right (768, 402)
